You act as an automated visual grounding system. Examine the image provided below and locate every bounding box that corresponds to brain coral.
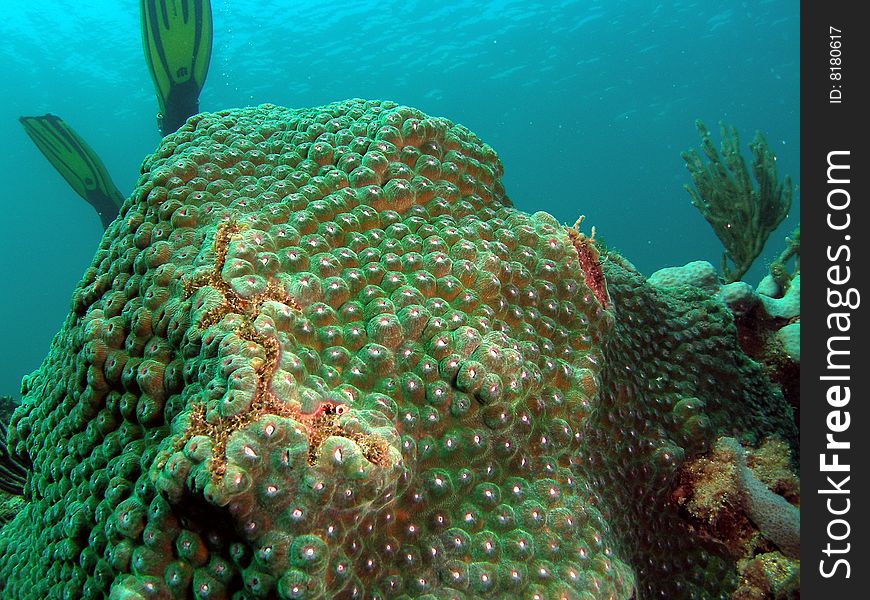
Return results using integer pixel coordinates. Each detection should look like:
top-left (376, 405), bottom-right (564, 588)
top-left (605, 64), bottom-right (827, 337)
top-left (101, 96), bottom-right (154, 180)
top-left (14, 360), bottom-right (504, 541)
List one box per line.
top-left (0, 99), bottom-right (795, 599)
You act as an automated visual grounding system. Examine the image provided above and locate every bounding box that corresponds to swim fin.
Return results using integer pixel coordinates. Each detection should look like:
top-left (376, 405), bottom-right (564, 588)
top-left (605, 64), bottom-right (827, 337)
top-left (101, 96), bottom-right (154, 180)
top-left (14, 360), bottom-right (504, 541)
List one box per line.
top-left (19, 114), bottom-right (125, 229)
top-left (141, 0), bottom-right (213, 136)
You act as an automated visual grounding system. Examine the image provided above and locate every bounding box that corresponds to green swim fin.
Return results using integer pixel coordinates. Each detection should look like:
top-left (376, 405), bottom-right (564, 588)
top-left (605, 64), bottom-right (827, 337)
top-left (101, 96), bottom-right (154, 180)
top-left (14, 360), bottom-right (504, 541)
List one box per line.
top-left (19, 114), bottom-right (125, 229)
top-left (141, 0), bottom-right (213, 136)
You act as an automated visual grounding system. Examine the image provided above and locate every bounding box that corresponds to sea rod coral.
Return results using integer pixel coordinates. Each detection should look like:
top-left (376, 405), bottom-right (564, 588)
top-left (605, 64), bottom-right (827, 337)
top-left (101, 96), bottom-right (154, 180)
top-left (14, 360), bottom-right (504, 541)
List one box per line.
top-left (0, 99), bottom-right (796, 599)
top-left (682, 120), bottom-right (793, 283)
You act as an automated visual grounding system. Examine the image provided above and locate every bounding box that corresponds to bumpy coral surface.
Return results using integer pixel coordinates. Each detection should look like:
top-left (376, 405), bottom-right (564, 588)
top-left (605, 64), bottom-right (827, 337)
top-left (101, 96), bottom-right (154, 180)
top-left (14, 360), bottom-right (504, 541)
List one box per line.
top-left (0, 99), bottom-right (795, 599)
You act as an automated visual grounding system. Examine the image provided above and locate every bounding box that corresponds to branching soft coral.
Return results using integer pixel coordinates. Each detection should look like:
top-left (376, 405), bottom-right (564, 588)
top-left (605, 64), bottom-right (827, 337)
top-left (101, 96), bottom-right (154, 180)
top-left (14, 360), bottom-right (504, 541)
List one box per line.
top-left (768, 226), bottom-right (800, 292)
top-left (682, 120), bottom-right (793, 282)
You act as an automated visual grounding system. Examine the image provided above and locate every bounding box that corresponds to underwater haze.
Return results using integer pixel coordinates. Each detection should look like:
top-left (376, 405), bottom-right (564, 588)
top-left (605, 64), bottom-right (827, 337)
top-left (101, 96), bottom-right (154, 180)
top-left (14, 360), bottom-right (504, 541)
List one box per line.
top-left (0, 0), bottom-right (798, 399)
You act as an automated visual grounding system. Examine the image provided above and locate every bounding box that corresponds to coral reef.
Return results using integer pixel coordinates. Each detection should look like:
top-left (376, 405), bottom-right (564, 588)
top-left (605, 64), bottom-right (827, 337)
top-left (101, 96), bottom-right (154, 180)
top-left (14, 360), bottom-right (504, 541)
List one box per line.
top-left (0, 396), bottom-right (17, 427)
top-left (769, 225), bottom-right (801, 291)
top-left (647, 260), bottom-right (719, 294)
top-left (766, 227), bottom-right (800, 295)
top-left (566, 216), bottom-right (608, 309)
top-left (649, 259), bottom-right (800, 428)
top-left (0, 395), bottom-right (27, 524)
top-left (0, 100), bottom-right (796, 599)
top-left (673, 437), bottom-right (800, 598)
top-left (0, 417), bottom-right (27, 497)
top-left (734, 552), bottom-right (800, 599)
top-left (682, 121), bottom-right (793, 283)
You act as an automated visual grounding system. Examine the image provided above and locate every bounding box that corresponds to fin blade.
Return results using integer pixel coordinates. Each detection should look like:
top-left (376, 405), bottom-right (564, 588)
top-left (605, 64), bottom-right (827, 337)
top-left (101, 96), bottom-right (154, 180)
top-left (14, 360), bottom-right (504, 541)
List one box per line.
top-left (19, 114), bottom-right (125, 226)
top-left (141, 0), bottom-right (213, 123)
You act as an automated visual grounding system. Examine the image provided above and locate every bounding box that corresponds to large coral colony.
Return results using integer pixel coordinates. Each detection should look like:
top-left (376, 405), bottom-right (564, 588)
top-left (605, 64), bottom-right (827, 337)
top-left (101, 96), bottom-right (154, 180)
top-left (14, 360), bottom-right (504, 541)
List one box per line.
top-left (0, 99), bottom-right (798, 599)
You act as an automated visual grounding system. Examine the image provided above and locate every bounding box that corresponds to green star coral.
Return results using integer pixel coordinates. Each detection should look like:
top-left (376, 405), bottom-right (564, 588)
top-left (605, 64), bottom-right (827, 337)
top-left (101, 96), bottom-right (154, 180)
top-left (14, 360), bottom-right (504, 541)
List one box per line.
top-left (0, 100), bottom-right (795, 599)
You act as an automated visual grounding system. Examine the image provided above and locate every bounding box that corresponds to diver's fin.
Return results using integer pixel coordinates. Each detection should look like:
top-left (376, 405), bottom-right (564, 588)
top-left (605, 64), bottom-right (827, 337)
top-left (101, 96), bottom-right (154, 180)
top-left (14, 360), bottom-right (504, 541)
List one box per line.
top-left (19, 114), bottom-right (125, 229)
top-left (141, 0), bottom-right (213, 136)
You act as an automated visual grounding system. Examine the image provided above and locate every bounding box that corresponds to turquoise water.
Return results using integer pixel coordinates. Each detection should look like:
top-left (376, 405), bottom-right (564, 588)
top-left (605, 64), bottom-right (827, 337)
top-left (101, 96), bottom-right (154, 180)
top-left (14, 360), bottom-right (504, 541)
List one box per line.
top-left (0, 0), bottom-right (799, 399)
